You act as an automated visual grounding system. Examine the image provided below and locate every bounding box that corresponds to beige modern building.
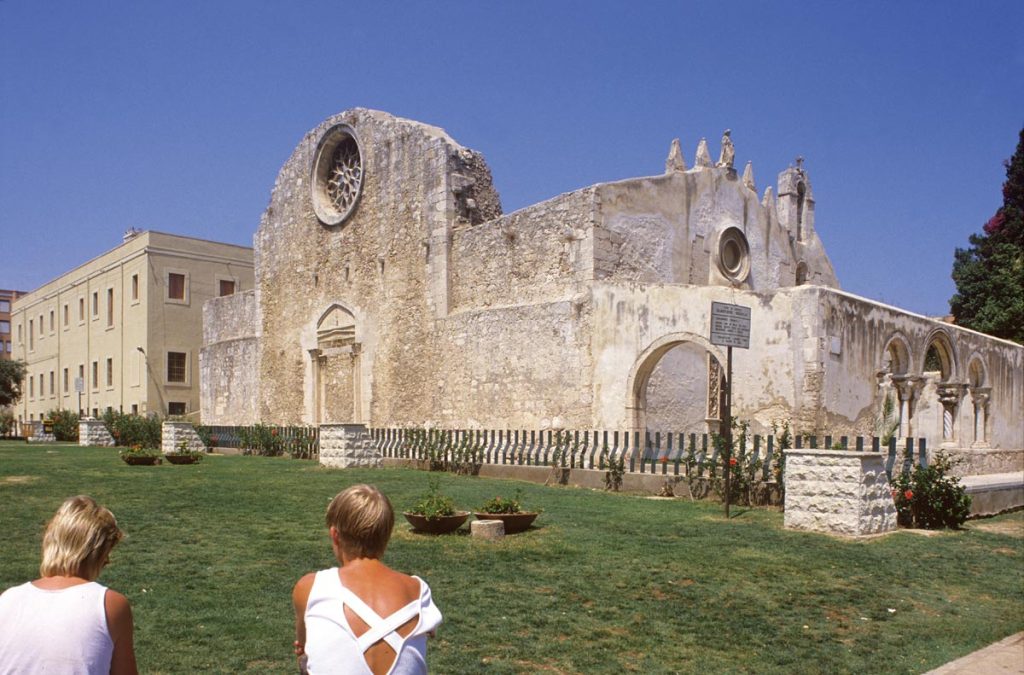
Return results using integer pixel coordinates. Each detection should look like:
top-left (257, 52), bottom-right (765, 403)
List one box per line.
top-left (11, 230), bottom-right (253, 423)
top-left (0, 289), bottom-right (26, 361)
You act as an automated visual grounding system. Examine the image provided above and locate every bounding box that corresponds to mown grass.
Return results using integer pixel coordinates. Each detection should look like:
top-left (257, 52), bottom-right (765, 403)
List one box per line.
top-left (0, 442), bottom-right (1021, 674)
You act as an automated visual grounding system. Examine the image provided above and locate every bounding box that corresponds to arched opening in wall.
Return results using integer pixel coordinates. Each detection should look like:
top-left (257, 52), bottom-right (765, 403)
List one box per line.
top-left (310, 304), bottom-right (361, 425)
top-left (795, 262), bottom-right (808, 286)
top-left (796, 182), bottom-right (806, 241)
top-left (967, 356), bottom-right (990, 447)
top-left (878, 335), bottom-right (912, 440)
top-left (920, 331), bottom-right (960, 447)
top-left (629, 336), bottom-right (725, 454)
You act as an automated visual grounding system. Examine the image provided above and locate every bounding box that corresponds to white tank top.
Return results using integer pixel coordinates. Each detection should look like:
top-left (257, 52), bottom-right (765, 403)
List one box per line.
top-left (304, 568), bottom-right (442, 675)
top-left (0, 581), bottom-right (114, 675)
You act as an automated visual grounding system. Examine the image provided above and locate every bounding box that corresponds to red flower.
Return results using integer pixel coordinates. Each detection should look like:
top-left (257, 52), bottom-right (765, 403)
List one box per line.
top-left (660, 456), bottom-right (669, 463)
top-left (891, 489), bottom-right (899, 500)
top-left (904, 490), bottom-right (913, 500)
top-left (271, 429), bottom-right (278, 437)
top-left (729, 457), bottom-right (738, 466)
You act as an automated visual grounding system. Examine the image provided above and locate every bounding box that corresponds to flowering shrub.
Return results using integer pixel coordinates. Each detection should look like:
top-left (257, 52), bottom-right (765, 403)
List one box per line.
top-left (480, 490), bottom-right (524, 514)
top-left (102, 411), bottom-right (161, 449)
top-left (890, 452), bottom-right (971, 529)
top-left (45, 408), bottom-right (80, 441)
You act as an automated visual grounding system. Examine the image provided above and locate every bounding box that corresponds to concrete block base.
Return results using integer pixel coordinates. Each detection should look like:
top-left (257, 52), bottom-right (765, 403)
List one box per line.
top-left (320, 424), bottom-right (382, 469)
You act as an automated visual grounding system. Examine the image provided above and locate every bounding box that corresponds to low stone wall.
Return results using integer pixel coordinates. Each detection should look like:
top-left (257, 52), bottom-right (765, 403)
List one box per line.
top-left (161, 421), bottom-right (207, 454)
top-left (943, 448), bottom-right (1024, 477)
top-left (784, 449), bottom-right (897, 537)
top-left (320, 424), bottom-right (382, 468)
top-left (79, 419), bottom-right (115, 447)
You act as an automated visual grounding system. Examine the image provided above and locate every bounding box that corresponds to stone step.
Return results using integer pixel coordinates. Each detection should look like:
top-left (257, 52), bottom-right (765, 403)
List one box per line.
top-left (960, 471), bottom-right (1024, 516)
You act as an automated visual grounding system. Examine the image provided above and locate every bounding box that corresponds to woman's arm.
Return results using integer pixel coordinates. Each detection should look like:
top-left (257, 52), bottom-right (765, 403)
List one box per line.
top-left (105, 589), bottom-right (138, 675)
top-left (292, 573), bottom-right (315, 666)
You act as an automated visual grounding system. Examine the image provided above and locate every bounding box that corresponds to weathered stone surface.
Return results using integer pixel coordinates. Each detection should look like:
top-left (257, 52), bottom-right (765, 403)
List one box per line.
top-left (200, 108), bottom-right (1022, 470)
top-left (471, 519), bottom-right (505, 540)
top-left (319, 424), bottom-right (382, 468)
top-left (783, 449), bottom-right (897, 536)
top-left (161, 420), bottom-right (207, 454)
top-left (79, 418), bottom-right (114, 447)
top-left (25, 421), bottom-right (55, 443)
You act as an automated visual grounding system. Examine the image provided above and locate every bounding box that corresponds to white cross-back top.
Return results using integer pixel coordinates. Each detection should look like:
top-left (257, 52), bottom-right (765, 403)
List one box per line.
top-left (304, 568), bottom-right (442, 675)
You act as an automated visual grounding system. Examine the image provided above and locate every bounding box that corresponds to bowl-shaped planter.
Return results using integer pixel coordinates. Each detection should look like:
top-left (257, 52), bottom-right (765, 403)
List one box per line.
top-left (403, 511), bottom-right (470, 535)
top-left (165, 454), bottom-right (202, 465)
top-left (121, 454), bottom-right (162, 466)
top-left (473, 512), bottom-right (539, 534)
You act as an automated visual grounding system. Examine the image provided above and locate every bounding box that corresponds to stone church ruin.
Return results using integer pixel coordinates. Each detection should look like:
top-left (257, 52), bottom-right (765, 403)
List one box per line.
top-left (201, 109), bottom-right (1023, 476)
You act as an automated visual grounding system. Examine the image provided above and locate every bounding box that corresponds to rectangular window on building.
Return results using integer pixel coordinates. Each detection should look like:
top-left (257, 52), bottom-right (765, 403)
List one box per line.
top-left (49, 310), bottom-right (54, 333)
top-left (49, 371), bottom-right (54, 396)
top-left (92, 408), bottom-right (98, 418)
top-left (39, 374), bottom-right (44, 396)
top-left (0, 300), bottom-right (8, 313)
top-left (79, 298), bottom-right (85, 322)
top-left (167, 352), bottom-right (187, 383)
top-left (219, 279), bottom-right (236, 297)
top-left (78, 364), bottom-right (85, 393)
top-left (17, 323), bottom-right (22, 343)
top-left (131, 274), bottom-right (139, 301)
top-left (4, 341), bottom-right (10, 353)
top-left (91, 361), bottom-right (98, 390)
top-left (131, 404), bottom-right (138, 415)
top-left (106, 358), bottom-right (113, 387)
top-left (168, 273), bottom-right (186, 300)
top-left (92, 292), bottom-right (98, 318)
top-left (38, 315), bottom-right (43, 338)
top-left (63, 368), bottom-right (69, 393)
top-left (63, 304), bottom-right (69, 327)
top-left (0, 320), bottom-right (9, 333)
top-left (29, 320), bottom-right (34, 350)
top-left (168, 402), bottom-right (187, 416)
top-left (29, 377), bottom-right (34, 398)
top-left (106, 289), bottom-right (114, 327)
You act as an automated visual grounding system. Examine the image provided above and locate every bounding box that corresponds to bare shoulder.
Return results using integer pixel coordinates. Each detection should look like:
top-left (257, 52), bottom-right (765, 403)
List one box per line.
top-left (104, 589), bottom-right (132, 622)
top-left (292, 573), bottom-right (316, 606)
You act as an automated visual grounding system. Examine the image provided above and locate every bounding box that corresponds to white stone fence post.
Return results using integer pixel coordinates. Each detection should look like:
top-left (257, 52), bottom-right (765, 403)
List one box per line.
top-left (319, 424), bottom-right (382, 468)
top-left (79, 418), bottom-right (115, 447)
top-left (783, 449), bottom-right (897, 537)
top-left (161, 421), bottom-right (208, 455)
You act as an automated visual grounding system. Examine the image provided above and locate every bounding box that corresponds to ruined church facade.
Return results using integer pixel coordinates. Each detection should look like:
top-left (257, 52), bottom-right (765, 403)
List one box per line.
top-left (201, 109), bottom-right (1023, 474)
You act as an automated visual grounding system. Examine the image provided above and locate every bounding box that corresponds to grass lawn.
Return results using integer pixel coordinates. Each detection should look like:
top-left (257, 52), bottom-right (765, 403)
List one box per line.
top-left (1, 442), bottom-right (1021, 674)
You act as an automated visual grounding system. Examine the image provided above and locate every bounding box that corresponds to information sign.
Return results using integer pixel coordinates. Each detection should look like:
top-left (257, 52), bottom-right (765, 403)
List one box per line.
top-left (709, 302), bottom-right (751, 349)
top-left (74, 377), bottom-right (84, 394)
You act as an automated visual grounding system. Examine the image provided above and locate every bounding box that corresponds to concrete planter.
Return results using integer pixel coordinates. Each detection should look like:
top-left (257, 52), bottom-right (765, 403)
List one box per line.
top-left (403, 511), bottom-right (470, 534)
top-left (473, 512), bottom-right (538, 534)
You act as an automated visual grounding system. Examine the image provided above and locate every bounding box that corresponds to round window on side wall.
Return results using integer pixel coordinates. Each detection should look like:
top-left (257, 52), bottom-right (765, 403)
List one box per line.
top-left (716, 227), bottom-right (751, 284)
top-left (311, 124), bottom-right (364, 226)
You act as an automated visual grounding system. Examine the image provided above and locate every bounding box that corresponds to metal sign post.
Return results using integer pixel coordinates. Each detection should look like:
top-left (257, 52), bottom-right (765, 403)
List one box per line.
top-left (709, 301), bottom-right (751, 519)
top-left (74, 377), bottom-right (84, 416)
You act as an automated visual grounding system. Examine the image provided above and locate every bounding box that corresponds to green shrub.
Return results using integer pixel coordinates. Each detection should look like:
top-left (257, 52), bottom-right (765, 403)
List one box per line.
top-left (239, 424), bottom-right (283, 456)
top-left (45, 409), bottom-right (80, 442)
top-left (102, 411), bottom-right (162, 449)
top-left (192, 423), bottom-right (212, 448)
top-left (408, 477), bottom-right (457, 519)
top-left (891, 452), bottom-right (972, 529)
top-left (0, 410), bottom-right (15, 437)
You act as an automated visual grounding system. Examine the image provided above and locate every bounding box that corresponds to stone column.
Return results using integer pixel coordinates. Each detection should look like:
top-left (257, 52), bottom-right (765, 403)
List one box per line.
top-left (893, 377), bottom-right (913, 439)
top-left (308, 349), bottom-right (321, 425)
top-left (937, 384), bottom-right (966, 449)
top-left (783, 449), bottom-right (897, 536)
top-left (969, 386), bottom-right (991, 448)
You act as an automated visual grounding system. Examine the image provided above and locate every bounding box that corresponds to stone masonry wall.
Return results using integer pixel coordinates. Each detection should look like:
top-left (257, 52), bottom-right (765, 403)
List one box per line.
top-left (319, 424), bottom-right (382, 468)
top-left (784, 449), bottom-right (897, 536)
top-left (79, 418), bottom-right (115, 447)
top-left (161, 421), bottom-right (207, 454)
top-left (200, 290), bottom-right (260, 425)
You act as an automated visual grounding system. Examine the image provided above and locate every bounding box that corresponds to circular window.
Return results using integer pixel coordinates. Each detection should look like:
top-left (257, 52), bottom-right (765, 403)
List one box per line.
top-left (311, 125), bottom-right (364, 226)
top-left (716, 227), bottom-right (750, 283)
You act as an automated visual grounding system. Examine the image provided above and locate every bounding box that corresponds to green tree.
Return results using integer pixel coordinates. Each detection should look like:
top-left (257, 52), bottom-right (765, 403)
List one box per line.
top-left (950, 128), bottom-right (1024, 344)
top-left (0, 359), bottom-right (28, 407)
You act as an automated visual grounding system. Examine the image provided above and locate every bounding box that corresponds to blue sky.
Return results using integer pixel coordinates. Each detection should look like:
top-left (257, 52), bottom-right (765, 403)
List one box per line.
top-left (2, 1), bottom-right (1022, 316)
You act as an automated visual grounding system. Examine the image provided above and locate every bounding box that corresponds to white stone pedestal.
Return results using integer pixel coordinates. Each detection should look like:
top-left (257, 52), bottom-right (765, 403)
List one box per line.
top-left (784, 449), bottom-right (897, 537)
top-left (319, 424), bottom-right (382, 468)
top-left (161, 421), bottom-right (207, 454)
top-left (79, 418), bottom-right (115, 447)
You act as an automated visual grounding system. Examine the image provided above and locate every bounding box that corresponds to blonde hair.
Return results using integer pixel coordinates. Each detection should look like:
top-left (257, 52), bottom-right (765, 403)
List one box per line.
top-left (40, 496), bottom-right (124, 580)
top-left (325, 484), bottom-right (394, 559)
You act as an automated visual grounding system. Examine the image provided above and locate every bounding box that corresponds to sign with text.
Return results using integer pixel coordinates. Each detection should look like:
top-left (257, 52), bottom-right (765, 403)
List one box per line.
top-left (710, 301), bottom-right (751, 349)
top-left (74, 377), bottom-right (84, 394)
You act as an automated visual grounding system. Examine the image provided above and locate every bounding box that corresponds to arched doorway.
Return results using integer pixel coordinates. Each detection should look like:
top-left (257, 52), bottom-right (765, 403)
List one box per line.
top-left (309, 304), bottom-right (361, 424)
top-left (626, 333), bottom-right (726, 438)
top-left (921, 330), bottom-right (962, 448)
top-left (878, 334), bottom-right (913, 439)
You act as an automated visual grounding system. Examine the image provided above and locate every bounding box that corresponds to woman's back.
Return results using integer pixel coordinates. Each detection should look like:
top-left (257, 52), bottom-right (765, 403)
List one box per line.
top-left (302, 565), bottom-right (441, 675)
top-left (0, 581), bottom-right (114, 675)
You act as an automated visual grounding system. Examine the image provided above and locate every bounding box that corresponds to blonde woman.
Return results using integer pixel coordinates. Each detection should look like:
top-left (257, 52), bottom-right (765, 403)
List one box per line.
top-left (292, 484), bottom-right (442, 674)
top-left (0, 495), bottom-right (137, 675)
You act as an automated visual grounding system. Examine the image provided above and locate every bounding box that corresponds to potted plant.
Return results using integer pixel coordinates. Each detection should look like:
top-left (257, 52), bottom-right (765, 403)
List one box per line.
top-left (474, 489), bottom-right (539, 534)
top-left (165, 439), bottom-right (204, 465)
top-left (403, 478), bottom-right (469, 535)
top-left (120, 444), bottom-right (162, 466)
